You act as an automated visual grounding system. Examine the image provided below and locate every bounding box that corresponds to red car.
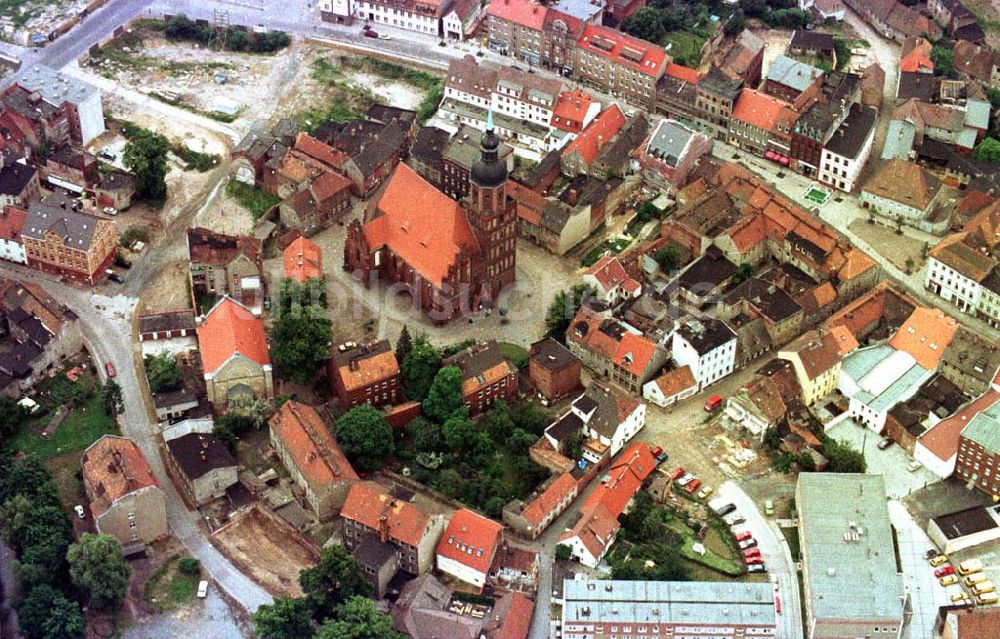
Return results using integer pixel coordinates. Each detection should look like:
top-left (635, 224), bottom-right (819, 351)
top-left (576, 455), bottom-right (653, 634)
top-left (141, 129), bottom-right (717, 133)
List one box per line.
top-left (935, 566), bottom-right (955, 578)
top-left (652, 446), bottom-right (663, 457)
top-left (670, 467), bottom-right (685, 480)
top-left (704, 394), bottom-right (723, 412)
top-left (746, 555), bottom-right (764, 565)
top-left (735, 531), bottom-right (753, 542)
top-left (685, 479), bottom-right (702, 494)
top-left (362, 28), bottom-right (378, 38)
top-left (743, 548), bottom-right (762, 559)
top-left (104, 362), bottom-right (117, 378)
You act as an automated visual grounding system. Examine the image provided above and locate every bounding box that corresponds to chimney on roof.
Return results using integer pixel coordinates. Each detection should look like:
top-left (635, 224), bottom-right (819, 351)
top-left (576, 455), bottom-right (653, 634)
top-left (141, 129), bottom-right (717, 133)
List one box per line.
top-left (568, 188), bottom-right (579, 206)
top-left (378, 514), bottom-right (389, 543)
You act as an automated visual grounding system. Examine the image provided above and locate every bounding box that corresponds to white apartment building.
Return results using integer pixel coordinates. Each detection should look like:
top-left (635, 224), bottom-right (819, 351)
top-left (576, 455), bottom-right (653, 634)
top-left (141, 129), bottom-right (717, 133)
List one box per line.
top-left (926, 255), bottom-right (983, 315)
top-left (354, 0), bottom-right (450, 36)
top-left (818, 106), bottom-right (878, 192)
top-left (318, 0), bottom-right (355, 22)
top-left (671, 317), bottom-right (737, 390)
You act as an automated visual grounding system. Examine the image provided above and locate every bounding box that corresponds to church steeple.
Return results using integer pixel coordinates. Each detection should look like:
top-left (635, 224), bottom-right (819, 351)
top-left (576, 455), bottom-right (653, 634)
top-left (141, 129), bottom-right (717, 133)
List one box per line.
top-left (470, 109), bottom-right (507, 189)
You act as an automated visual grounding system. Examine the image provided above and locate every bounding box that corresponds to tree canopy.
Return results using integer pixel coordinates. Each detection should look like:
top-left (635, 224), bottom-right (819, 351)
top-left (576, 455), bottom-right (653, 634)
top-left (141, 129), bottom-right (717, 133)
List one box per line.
top-left (820, 439), bottom-right (867, 473)
top-left (123, 127), bottom-right (170, 201)
top-left (16, 584), bottom-right (85, 639)
top-left (546, 284), bottom-right (597, 341)
top-left (299, 546), bottom-right (372, 621)
top-left (974, 137), bottom-right (1000, 164)
top-left (422, 366), bottom-right (465, 423)
top-left (143, 351), bottom-right (184, 393)
top-left (314, 596), bottom-right (406, 639)
top-left (101, 379), bottom-right (125, 416)
top-left (334, 405), bottom-right (395, 471)
top-left (400, 337), bottom-right (442, 401)
top-left (271, 279), bottom-right (333, 383)
top-left (395, 325), bottom-right (413, 364)
top-left (253, 596), bottom-right (315, 639)
top-left (67, 533), bottom-right (131, 611)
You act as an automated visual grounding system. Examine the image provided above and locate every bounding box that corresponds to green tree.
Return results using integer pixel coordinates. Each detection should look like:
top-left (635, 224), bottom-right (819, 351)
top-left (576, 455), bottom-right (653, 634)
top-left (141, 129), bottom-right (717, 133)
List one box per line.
top-left (0, 397), bottom-right (26, 440)
top-left (270, 292), bottom-right (333, 383)
top-left (143, 352), bottom-right (183, 393)
top-left (408, 416), bottom-right (442, 453)
top-left (123, 127), bottom-right (170, 201)
top-left (931, 45), bottom-right (953, 77)
top-left (299, 546), bottom-right (371, 621)
top-left (16, 584), bottom-right (84, 639)
top-left (821, 439), bottom-right (867, 473)
top-left (315, 596), bottom-right (406, 639)
top-left (440, 412), bottom-right (478, 452)
top-left (724, 10), bottom-right (746, 36)
top-left (733, 263), bottom-right (753, 285)
top-left (101, 379), bottom-right (124, 416)
top-left (67, 533), bottom-right (131, 611)
top-left (652, 244), bottom-right (681, 273)
top-left (555, 544), bottom-right (573, 561)
top-left (178, 557), bottom-right (200, 575)
top-left (546, 283), bottom-right (597, 342)
top-left (225, 29), bottom-right (249, 51)
top-left (252, 596), bottom-right (314, 639)
top-left (401, 337), bottom-right (442, 401)
top-left (511, 403), bottom-right (550, 435)
top-left (622, 7), bottom-right (667, 44)
top-left (763, 426), bottom-right (783, 450)
top-left (974, 137), bottom-right (1000, 164)
top-left (395, 325), bottom-right (413, 364)
top-left (483, 401), bottom-right (515, 442)
top-left (335, 405), bottom-right (394, 470)
top-left (422, 366), bottom-right (465, 423)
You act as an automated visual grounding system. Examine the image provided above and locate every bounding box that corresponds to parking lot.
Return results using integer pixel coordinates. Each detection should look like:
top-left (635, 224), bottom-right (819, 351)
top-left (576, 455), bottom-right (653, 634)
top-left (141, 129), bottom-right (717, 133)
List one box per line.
top-left (826, 420), bottom-right (941, 498)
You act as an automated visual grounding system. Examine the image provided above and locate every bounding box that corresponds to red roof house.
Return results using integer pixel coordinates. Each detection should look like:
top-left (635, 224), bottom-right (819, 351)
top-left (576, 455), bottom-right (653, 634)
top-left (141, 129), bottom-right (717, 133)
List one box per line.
top-left (196, 296), bottom-right (273, 410)
top-left (283, 235), bottom-right (323, 282)
top-left (436, 509), bottom-right (504, 590)
top-left (561, 105), bottom-right (626, 175)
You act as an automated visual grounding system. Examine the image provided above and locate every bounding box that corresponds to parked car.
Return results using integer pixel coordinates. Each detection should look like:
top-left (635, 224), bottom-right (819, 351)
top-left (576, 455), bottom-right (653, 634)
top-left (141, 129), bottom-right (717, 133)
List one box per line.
top-left (114, 256), bottom-right (132, 269)
top-left (936, 566), bottom-right (955, 578)
top-left (930, 554), bottom-right (949, 567)
top-left (669, 467), bottom-right (685, 480)
top-left (74, 505), bottom-right (85, 519)
top-left (725, 514), bottom-right (746, 526)
top-left (745, 555), bottom-right (763, 564)
top-left (743, 548), bottom-right (762, 560)
top-left (652, 446), bottom-right (669, 463)
top-left (877, 438), bottom-right (893, 450)
top-left (764, 499), bottom-right (774, 516)
top-left (908, 460), bottom-right (923, 472)
top-left (952, 591), bottom-right (971, 603)
top-left (104, 362), bottom-right (116, 378)
top-left (103, 207), bottom-right (118, 216)
top-left (704, 394), bottom-right (723, 412)
top-left (363, 28), bottom-right (378, 38)
top-left (747, 563), bottom-right (767, 573)
top-left (941, 575), bottom-right (959, 586)
top-left (378, 33), bottom-right (392, 40)
top-left (338, 341), bottom-right (358, 352)
top-left (684, 479), bottom-right (702, 494)
top-left (735, 531), bottom-right (753, 542)
top-left (98, 149), bottom-right (116, 161)
top-left (715, 503), bottom-right (736, 516)
top-left (197, 580), bottom-right (208, 598)
top-left (697, 485), bottom-right (713, 499)
top-left (676, 474), bottom-right (695, 487)
top-left (739, 539), bottom-right (758, 550)
top-left (106, 269), bottom-right (123, 284)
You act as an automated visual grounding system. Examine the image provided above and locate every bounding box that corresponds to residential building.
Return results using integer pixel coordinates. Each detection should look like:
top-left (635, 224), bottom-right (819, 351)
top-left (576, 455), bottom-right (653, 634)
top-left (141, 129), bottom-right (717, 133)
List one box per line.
top-left (0, 162), bottom-right (40, 208)
top-left (231, 118), bottom-right (298, 186)
top-left (701, 29), bottom-right (767, 88)
top-left (527, 337), bottom-right (581, 402)
top-left (861, 63), bottom-right (886, 109)
top-left (952, 40), bottom-right (999, 85)
top-left (313, 118), bottom-right (409, 198)
top-left (789, 30), bottom-right (837, 64)
top-left (574, 24), bottom-right (667, 111)
top-left (409, 125), bottom-right (450, 186)
top-left (12, 65), bottom-right (105, 145)
top-left (916, 370), bottom-right (1000, 478)
top-left (269, 400), bottom-right (359, 519)
top-left (436, 508), bottom-right (504, 589)
top-left (926, 201), bottom-right (1000, 322)
top-left (81, 435), bottom-right (168, 545)
top-left (550, 89), bottom-right (600, 138)
top-left (928, 0), bottom-right (985, 43)
top-left (138, 309), bottom-right (197, 355)
top-left (560, 579), bottom-right (777, 637)
top-left (442, 340), bottom-right (518, 415)
top-left (20, 193), bottom-right (116, 285)
top-left (344, 120), bottom-right (516, 324)
top-left (574, 383), bottom-right (646, 462)
top-left (282, 234), bottom-right (323, 282)
top-left (328, 340), bottom-right (401, 408)
top-left (797, 474), bottom-right (908, 639)
top-left (44, 145), bottom-right (98, 193)
top-left (277, 170), bottom-right (353, 235)
top-left (557, 442), bottom-right (655, 566)
top-left (729, 88), bottom-right (798, 161)
top-left (485, 0), bottom-right (549, 65)
top-left (642, 365), bottom-right (697, 407)
top-left (442, 0), bottom-right (484, 39)
top-left (671, 316), bottom-right (737, 390)
top-left (860, 159), bottom-right (945, 232)
top-left (764, 55), bottom-right (824, 103)
top-left (778, 327), bottom-right (859, 406)
top-left (566, 304), bottom-right (667, 393)
top-left (318, 0), bottom-right (356, 24)
top-left (0, 85), bottom-right (71, 154)
top-left (938, 325), bottom-right (1000, 396)
top-left (95, 171), bottom-right (136, 211)
top-left (937, 606), bottom-right (1000, 639)
top-left (954, 397), bottom-right (1000, 496)
top-left (694, 65), bottom-right (744, 141)
top-left (351, 536), bottom-right (399, 598)
top-left (352, 0), bottom-right (450, 36)
top-left (0, 206), bottom-right (26, 264)
top-left (818, 105), bottom-right (878, 192)
top-left (341, 481), bottom-right (445, 574)
top-left (725, 376), bottom-right (788, 440)
top-left (165, 432), bottom-right (238, 506)
top-left (636, 118), bottom-right (713, 191)
top-left (187, 228), bottom-right (263, 313)
top-left (560, 104), bottom-right (626, 176)
top-left (582, 255), bottom-right (641, 306)
top-left (503, 471), bottom-right (577, 539)
top-left (197, 297), bottom-right (273, 411)
top-left (718, 277), bottom-right (805, 345)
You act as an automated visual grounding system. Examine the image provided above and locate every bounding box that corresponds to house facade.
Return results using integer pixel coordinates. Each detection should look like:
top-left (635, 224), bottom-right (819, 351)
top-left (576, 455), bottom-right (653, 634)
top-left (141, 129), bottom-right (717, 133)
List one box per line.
top-left (197, 297), bottom-right (273, 412)
top-left (21, 194), bottom-right (116, 285)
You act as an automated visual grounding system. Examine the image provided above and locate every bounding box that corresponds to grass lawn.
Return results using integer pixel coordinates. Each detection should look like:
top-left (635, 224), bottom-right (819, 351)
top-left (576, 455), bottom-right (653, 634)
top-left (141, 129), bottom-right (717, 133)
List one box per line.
top-left (225, 180), bottom-right (281, 220)
top-left (581, 237), bottom-right (632, 267)
top-left (665, 519), bottom-right (744, 576)
top-left (497, 342), bottom-right (529, 369)
top-left (662, 28), bottom-right (713, 68)
top-left (144, 555), bottom-right (200, 613)
top-left (12, 389), bottom-right (117, 462)
top-left (44, 451), bottom-right (89, 511)
top-left (805, 187), bottom-right (830, 204)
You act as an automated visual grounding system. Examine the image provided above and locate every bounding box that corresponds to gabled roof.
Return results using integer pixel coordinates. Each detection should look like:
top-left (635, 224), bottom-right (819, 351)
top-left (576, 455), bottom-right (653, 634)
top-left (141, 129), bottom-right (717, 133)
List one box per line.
top-left (552, 89), bottom-right (596, 134)
top-left (331, 341), bottom-right (399, 393)
top-left (780, 328), bottom-right (857, 381)
top-left (863, 159), bottom-right (941, 211)
top-left (613, 331), bottom-right (658, 377)
top-left (586, 255), bottom-right (641, 296)
top-left (294, 132), bottom-right (349, 169)
top-left (519, 472), bottom-right (577, 527)
top-left (649, 365), bottom-right (696, 398)
top-left (196, 296), bottom-right (269, 373)
top-left (187, 227), bottom-right (262, 267)
top-left (580, 442), bottom-right (655, 518)
top-left (362, 163), bottom-right (478, 288)
top-left (889, 306), bottom-right (958, 370)
top-left (268, 400), bottom-right (358, 488)
top-left (732, 89), bottom-right (797, 133)
top-left (576, 24), bottom-right (667, 78)
top-left (766, 55), bottom-right (823, 93)
top-left (437, 509), bottom-right (503, 576)
top-left (165, 433), bottom-right (236, 480)
top-left (341, 481), bottom-right (433, 547)
top-left (562, 105), bottom-right (626, 166)
top-left (664, 62), bottom-right (699, 85)
top-left (560, 502), bottom-right (619, 561)
top-left (283, 235), bottom-right (323, 282)
top-left (82, 435), bottom-right (160, 516)
top-left (487, 0), bottom-right (547, 30)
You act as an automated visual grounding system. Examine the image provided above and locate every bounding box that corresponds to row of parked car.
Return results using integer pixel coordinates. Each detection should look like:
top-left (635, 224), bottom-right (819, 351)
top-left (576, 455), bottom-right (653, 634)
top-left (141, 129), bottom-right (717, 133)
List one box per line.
top-left (711, 500), bottom-right (765, 574)
top-left (668, 465), bottom-right (713, 499)
top-left (930, 555), bottom-right (997, 606)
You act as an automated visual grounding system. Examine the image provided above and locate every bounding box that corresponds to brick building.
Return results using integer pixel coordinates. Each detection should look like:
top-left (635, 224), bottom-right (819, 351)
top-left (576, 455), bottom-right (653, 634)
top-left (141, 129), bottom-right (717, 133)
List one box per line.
top-left (21, 193), bottom-right (116, 285)
top-left (328, 340), bottom-right (401, 408)
top-left (528, 337), bottom-right (581, 402)
top-left (442, 340), bottom-right (518, 415)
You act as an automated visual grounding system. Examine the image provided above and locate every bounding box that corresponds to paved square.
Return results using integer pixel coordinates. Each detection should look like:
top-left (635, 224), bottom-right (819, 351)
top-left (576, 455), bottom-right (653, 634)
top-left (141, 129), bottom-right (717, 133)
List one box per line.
top-left (826, 420), bottom-right (941, 499)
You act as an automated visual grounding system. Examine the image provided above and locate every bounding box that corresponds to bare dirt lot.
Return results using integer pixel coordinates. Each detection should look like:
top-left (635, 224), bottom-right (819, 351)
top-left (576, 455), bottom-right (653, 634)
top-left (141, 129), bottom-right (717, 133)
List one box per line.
top-left (211, 506), bottom-right (319, 598)
top-left (0, 0), bottom-right (89, 42)
top-left (848, 219), bottom-right (928, 273)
